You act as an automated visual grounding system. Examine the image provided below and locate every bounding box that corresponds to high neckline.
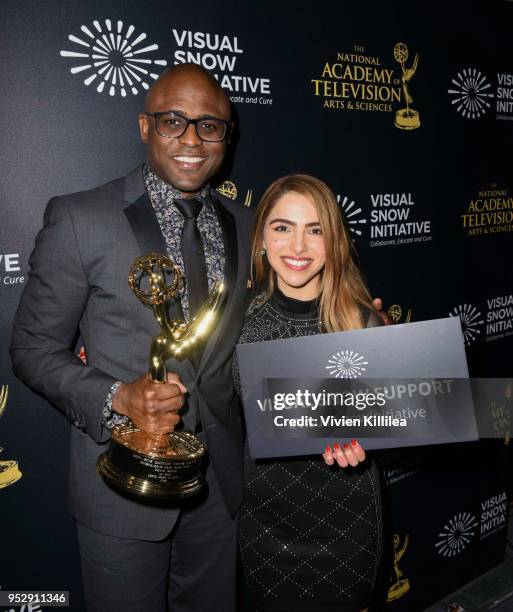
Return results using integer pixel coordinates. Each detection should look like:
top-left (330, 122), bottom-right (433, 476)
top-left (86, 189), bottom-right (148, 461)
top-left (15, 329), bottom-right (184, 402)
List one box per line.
top-left (270, 287), bottom-right (319, 315)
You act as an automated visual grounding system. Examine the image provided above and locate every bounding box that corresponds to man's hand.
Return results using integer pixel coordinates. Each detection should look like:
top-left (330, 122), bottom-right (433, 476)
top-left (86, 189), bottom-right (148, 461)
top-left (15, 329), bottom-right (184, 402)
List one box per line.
top-left (112, 372), bottom-right (186, 434)
top-left (372, 298), bottom-right (392, 326)
top-left (323, 440), bottom-right (366, 467)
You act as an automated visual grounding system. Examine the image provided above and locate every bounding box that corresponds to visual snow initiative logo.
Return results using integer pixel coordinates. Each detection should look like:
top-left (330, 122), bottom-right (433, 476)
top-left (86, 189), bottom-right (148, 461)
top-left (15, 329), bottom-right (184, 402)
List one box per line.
top-left (448, 68), bottom-right (494, 119)
top-left (337, 195), bottom-right (367, 237)
top-left (60, 19), bottom-right (167, 97)
top-left (449, 303), bottom-right (484, 345)
top-left (435, 511), bottom-right (478, 557)
top-left (326, 350), bottom-right (368, 378)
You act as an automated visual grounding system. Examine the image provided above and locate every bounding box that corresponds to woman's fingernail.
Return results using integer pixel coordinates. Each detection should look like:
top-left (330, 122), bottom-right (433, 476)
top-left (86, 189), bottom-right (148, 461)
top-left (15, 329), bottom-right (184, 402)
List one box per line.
top-left (351, 439), bottom-right (357, 446)
top-left (325, 445), bottom-right (331, 454)
top-left (333, 443), bottom-right (340, 450)
top-left (343, 443), bottom-right (350, 450)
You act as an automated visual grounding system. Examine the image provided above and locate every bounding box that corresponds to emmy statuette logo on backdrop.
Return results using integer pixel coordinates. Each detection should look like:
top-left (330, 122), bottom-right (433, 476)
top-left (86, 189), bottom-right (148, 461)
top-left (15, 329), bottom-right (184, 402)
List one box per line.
top-left (0, 386), bottom-right (22, 490)
top-left (393, 43), bottom-right (421, 130)
top-left (217, 180), bottom-right (253, 207)
top-left (387, 304), bottom-right (413, 324)
top-left (217, 181), bottom-right (238, 200)
top-left (387, 533), bottom-right (411, 601)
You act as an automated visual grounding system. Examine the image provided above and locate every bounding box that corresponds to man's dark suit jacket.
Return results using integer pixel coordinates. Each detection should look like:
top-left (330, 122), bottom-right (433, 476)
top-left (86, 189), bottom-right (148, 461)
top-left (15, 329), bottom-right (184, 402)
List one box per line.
top-left (10, 165), bottom-right (254, 540)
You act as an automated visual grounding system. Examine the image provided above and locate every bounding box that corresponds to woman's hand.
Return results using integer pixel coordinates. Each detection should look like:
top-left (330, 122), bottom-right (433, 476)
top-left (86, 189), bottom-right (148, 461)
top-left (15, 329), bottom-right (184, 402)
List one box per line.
top-left (323, 440), bottom-right (366, 467)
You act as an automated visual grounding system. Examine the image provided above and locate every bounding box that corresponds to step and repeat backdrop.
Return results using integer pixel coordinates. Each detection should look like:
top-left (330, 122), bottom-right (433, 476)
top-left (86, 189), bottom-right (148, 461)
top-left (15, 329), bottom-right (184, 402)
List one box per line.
top-left (1, 0), bottom-right (512, 610)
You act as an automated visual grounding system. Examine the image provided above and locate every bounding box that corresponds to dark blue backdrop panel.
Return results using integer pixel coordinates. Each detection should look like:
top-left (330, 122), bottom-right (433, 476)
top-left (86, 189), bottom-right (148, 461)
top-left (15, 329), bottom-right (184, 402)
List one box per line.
top-left (0, 1), bottom-right (511, 611)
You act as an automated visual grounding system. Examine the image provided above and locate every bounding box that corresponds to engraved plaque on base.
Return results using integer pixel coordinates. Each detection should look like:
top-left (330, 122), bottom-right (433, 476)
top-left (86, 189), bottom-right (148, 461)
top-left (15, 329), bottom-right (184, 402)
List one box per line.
top-left (98, 426), bottom-right (205, 499)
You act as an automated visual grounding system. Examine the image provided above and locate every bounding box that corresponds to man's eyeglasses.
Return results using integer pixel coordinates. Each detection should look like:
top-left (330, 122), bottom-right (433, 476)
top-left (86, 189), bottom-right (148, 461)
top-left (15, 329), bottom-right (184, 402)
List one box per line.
top-left (145, 111), bottom-right (230, 142)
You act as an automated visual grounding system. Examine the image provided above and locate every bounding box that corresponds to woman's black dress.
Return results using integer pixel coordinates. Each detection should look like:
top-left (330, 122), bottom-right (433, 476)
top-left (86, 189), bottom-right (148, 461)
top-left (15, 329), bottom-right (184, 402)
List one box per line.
top-left (233, 289), bottom-right (383, 612)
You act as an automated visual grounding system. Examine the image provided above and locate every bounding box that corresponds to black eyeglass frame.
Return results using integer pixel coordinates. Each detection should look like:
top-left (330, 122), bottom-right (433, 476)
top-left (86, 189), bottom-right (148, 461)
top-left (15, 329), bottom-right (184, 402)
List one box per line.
top-left (145, 111), bottom-right (231, 142)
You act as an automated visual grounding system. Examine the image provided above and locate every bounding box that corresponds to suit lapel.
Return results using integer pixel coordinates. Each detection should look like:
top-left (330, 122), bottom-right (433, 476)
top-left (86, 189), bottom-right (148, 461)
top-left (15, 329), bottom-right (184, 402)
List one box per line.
top-left (124, 192), bottom-right (167, 257)
top-left (197, 196), bottom-right (240, 373)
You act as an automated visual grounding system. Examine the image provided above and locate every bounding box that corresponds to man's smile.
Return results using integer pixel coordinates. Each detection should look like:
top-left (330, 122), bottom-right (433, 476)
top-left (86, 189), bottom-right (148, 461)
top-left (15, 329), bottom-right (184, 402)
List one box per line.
top-left (172, 155), bottom-right (208, 169)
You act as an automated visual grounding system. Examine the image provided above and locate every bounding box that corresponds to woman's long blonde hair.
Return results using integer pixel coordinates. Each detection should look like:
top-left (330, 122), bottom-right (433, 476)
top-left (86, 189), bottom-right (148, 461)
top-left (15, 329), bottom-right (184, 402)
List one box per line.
top-left (251, 174), bottom-right (373, 332)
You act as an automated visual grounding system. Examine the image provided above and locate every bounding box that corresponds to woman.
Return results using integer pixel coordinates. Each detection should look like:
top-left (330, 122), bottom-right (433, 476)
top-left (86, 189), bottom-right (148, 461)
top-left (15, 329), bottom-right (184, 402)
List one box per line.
top-left (233, 175), bottom-right (383, 612)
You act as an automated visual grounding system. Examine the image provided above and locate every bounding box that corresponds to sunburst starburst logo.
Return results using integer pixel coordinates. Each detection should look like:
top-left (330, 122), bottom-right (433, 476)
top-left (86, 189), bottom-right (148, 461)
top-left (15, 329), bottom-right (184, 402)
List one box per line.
top-left (448, 68), bottom-right (494, 119)
top-left (326, 350), bottom-right (368, 378)
top-left (435, 511), bottom-right (478, 557)
top-left (60, 19), bottom-right (167, 97)
top-left (449, 303), bottom-right (484, 345)
top-left (336, 195), bottom-right (367, 237)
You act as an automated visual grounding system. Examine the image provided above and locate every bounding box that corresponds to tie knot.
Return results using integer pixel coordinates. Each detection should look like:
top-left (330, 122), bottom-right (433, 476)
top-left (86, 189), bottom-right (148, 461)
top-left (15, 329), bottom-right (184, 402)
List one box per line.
top-left (174, 198), bottom-right (203, 220)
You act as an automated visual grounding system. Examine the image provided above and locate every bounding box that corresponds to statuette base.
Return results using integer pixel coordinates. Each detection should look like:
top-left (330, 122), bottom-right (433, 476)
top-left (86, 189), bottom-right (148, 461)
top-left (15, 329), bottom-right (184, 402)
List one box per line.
top-left (97, 425), bottom-right (205, 500)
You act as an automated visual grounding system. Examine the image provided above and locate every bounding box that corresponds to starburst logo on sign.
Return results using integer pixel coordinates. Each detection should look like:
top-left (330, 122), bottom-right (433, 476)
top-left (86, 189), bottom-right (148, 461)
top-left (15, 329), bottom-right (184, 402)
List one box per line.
top-left (435, 511), bottom-right (478, 557)
top-left (448, 68), bottom-right (494, 119)
top-left (336, 195), bottom-right (367, 237)
top-left (326, 350), bottom-right (368, 378)
top-left (60, 19), bottom-right (167, 97)
top-left (449, 304), bottom-right (484, 345)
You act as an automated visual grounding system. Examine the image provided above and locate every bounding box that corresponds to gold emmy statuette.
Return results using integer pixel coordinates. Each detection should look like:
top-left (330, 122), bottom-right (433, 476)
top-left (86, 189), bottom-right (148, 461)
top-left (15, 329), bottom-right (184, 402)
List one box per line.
top-left (393, 43), bottom-right (421, 130)
top-left (387, 533), bottom-right (411, 602)
top-left (97, 253), bottom-right (224, 500)
top-left (0, 386), bottom-right (23, 490)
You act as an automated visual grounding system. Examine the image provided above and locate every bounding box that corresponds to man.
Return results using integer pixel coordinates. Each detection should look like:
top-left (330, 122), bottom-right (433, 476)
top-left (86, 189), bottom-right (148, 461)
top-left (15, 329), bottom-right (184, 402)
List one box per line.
top-left (11, 64), bottom-right (254, 612)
